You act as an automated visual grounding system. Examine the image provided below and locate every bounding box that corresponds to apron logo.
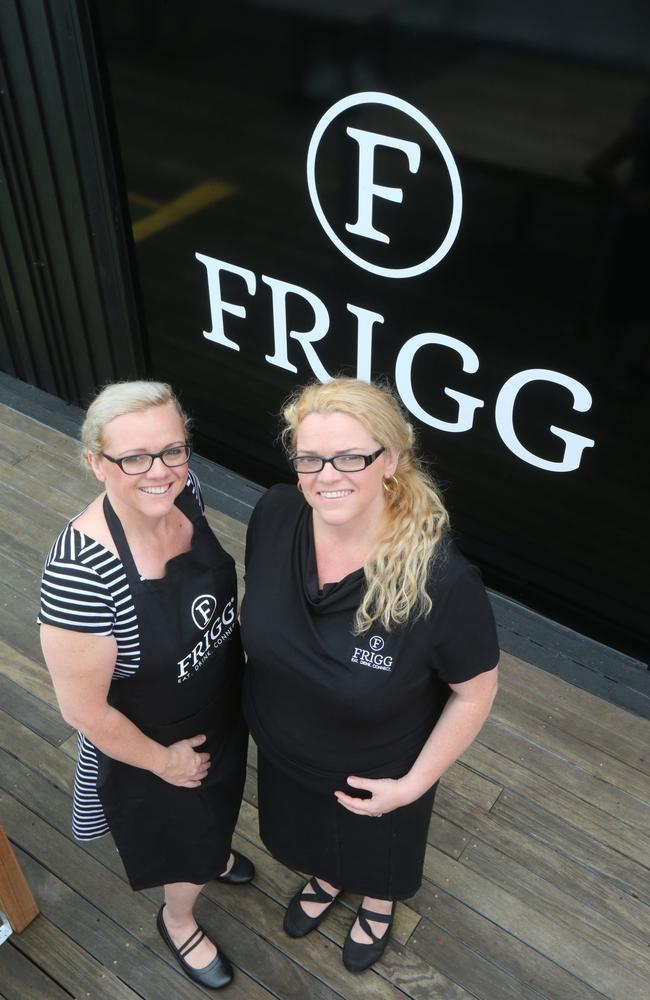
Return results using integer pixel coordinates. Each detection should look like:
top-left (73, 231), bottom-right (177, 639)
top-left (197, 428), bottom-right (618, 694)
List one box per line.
top-left (369, 635), bottom-right (385, 651)
top-left (191, 594), bottom-right (217, 629)
top-left (178, 596), bottom-right (236, 682)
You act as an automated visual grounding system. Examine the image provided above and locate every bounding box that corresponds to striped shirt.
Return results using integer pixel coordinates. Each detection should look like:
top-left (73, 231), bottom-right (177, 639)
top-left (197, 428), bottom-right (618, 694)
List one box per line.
top-left (38, 471), bottom-right (203, 841)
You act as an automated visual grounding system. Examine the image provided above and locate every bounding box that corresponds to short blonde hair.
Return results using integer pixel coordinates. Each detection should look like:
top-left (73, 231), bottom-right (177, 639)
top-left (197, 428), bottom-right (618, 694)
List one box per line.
top-left (281, 378), bottom-right (449, 633)
top-left (81, 381), bottom-right (189, 460)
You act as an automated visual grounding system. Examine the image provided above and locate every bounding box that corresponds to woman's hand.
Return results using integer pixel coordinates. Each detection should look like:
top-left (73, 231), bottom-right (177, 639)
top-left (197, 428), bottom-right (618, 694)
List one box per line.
top-left (154, 735), bottom-right (211, 788)
top-left (334, 775), bottom-right (411, 817)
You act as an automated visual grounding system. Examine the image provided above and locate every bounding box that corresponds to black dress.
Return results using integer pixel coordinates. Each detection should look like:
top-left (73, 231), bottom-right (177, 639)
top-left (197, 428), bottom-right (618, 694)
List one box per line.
top-left (241, 485), bottom-right (499, 899)
top-left (94, 488), bottom-right (247, 890)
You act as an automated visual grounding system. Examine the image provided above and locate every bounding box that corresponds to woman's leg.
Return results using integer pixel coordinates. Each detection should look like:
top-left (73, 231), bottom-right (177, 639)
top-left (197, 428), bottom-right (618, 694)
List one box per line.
top-left (349, 895), bottom-right (393, 942)
top-left (161, 881), bottom-right (216, 969)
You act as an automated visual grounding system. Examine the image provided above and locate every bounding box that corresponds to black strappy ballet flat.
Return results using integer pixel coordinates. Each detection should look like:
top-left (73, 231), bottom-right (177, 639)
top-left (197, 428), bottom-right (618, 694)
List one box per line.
top-left (156, 905), bottom-right (233, 989)
top-left (342, 904), bottom-right (394, 972)
top-left (283, 876), bottom-right (340, 938)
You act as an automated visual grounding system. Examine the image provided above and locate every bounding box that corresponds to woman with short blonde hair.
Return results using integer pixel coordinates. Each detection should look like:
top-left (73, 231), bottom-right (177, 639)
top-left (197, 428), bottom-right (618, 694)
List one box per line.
top-left (40, 380), bottom-right (251, 990)
top-left (242, 376), bottom-right (499, 973)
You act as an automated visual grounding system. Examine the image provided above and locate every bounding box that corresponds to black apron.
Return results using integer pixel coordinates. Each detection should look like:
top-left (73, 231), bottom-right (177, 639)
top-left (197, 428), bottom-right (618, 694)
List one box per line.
top-left (96, 488), bottom-right (247, 890)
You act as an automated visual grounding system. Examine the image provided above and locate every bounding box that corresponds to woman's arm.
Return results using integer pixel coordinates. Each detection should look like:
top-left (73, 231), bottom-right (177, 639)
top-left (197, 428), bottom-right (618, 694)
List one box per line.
top-left (335, 665), bottom-right (498, 816)
top-left (40, 624), bottom-right (209, 787)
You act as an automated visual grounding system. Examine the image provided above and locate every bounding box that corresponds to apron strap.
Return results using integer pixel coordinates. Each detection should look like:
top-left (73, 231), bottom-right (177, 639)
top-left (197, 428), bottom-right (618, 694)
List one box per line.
top-left (103, 485), bottom-right (204, 584)
top-left (174, 485), bottom-right (204, 525)
top-left (103, 495), bottom-right (141, 582)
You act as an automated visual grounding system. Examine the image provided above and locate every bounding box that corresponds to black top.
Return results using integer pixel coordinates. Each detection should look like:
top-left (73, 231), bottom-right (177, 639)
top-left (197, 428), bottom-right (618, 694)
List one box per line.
top-left (241, 485), bottom-right (499, 789)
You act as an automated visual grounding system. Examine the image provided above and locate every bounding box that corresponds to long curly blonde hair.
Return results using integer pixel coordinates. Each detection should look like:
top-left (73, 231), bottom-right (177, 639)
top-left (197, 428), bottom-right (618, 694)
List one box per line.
top-left (281, 378), bottom-right (449, 634)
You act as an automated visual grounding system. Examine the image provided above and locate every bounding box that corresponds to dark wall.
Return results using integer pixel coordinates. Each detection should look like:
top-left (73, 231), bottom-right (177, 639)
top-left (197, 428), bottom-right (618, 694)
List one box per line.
top-left (0, 0), bottom-right (144, 404)
top-left (89, 3), bottom-right (650, 657)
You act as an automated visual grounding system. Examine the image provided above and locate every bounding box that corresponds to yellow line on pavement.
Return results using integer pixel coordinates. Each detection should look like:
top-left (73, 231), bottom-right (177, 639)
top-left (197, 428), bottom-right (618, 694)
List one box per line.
top-left (132, 180), bottom-right (234, 243)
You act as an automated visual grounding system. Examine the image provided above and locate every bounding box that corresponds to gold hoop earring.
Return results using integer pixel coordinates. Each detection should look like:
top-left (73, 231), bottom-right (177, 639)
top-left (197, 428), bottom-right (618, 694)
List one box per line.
top-left (382, 475), bottom-right (400, 498)
top-left (296, 481), bottom-right (303, 493)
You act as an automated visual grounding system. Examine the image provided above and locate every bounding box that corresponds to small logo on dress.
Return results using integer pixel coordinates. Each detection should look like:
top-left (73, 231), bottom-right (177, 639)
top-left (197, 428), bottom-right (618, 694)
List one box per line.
top-left (191, 594), bottom-right (217, 629)
top-left (350, 636), bottom-right (393, 671)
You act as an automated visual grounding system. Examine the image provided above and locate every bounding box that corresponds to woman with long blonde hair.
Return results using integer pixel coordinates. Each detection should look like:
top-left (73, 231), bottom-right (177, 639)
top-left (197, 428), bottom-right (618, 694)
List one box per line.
top-left (241, 377), bottom-right (499, 973)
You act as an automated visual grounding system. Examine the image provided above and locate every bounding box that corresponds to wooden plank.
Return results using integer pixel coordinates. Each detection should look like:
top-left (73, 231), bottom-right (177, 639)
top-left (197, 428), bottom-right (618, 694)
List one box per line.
top-left (422, 842), bottom-right (648, 999)
top-left (0, 443), bottom-right (86, 501)
top-left (370, 935), bottom-right (476, 1000)
top-left (0, 580), bottom-right (40, 632)
top-left (462, 742), bottom-right (650, 866)
top-left (499, 652), bottom-right (650, 746)
top-left (0, 747), bottom-right (133, 876)
top-left (0, 457), bottom-right (84, 522)
top-left (496, 681), bottom-right (650, 777)
top-left (8, 916), bottom-right (144, 1000)
top-left (493, 789), bottom-right (650, 904)
top-left (478, 717), bottom-right (650, 830)
top-left (0, 609), bottom-right (46, 674)
top-left (0, 638), bottom-right (58, 711)
top-left (0, 482), bottom-right (68, 544)
top-left (0, 404), bottom-right (82, 457)
top-left (426, 810), bottom-right (469, 860)
top-left (440, 793), bottom-right (650, 947)
top-left (0, 551), bottom-right (41, 598)
top-left (442, 760), bottom-right (503, 811)
top-left (489, 697), bottom-right (650, 800)
top-left (0, 941), bottom-right (72, 999)
top-left (0, 673), bottom-right (71, 747)
top-left (459, 837), bottom-right (650, 974)
top-left (0, 825), bottom-right (39, 932)
top-left (407, 912), bottom-right (558, 1000)
top-left (0, 525), bottom-right (47, 577)
top-left (204, 508), bottom-right (246, 558)
top-left (0, 711), bottom-right (75, 795)
top-left (11, 451), bottom-right (95, 509)
top-left (58, 733), bottom-right (77, 759)
top-left (409, 883), bottom-right (608, 1000)
top-left (447, 783), bottom-right (650, 905)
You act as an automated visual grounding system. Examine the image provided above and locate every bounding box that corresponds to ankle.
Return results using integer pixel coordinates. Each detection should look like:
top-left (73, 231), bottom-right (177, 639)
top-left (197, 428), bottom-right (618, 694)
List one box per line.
top-left (162, 906), bottom-right (194, 930)
top-left (361, 896), bottom-right (393, 914)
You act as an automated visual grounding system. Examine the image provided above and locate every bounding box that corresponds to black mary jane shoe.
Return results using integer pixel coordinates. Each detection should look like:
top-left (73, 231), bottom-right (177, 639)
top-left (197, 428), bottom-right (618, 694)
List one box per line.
top-left (156, 905), bottom-right (233, 990)
top-left (214, 850), bottom-right (255, 885)
top-left (283, 876), bottom-right (340, 938)
top-left (342, 904), bottom-right (394, 973)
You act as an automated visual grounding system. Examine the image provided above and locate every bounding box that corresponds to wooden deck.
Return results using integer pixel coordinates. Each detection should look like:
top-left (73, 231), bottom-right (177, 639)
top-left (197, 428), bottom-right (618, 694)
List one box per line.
top-left (0, 401), bottom-right (648, 1000)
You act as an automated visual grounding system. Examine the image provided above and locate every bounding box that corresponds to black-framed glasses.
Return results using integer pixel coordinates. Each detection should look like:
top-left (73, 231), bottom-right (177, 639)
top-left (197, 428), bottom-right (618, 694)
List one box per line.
top-left (101, 444), bottom-right (191, 475)
top-left (290, 447), bottom-right (385, 474)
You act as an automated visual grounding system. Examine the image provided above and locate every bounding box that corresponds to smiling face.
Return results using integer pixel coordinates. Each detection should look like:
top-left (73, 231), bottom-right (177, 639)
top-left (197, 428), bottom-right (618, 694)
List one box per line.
top-left (88, 402), bottom-right (188, 522)
top-left (295, 411), bottom-right (398, 533)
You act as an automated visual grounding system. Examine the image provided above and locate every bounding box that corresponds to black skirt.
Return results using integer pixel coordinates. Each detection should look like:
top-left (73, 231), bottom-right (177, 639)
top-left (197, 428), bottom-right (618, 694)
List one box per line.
top-left (257, 749), bottom-right (437, 900)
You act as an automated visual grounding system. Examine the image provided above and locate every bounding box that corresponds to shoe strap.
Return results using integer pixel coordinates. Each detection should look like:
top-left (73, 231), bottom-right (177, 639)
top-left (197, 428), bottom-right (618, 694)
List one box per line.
top-left (357, 906), bottom-right (393, 942)
top-left (298, 876), bottom-right (338, 904)
top-left (179, 926), bottom-right (205, 958)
